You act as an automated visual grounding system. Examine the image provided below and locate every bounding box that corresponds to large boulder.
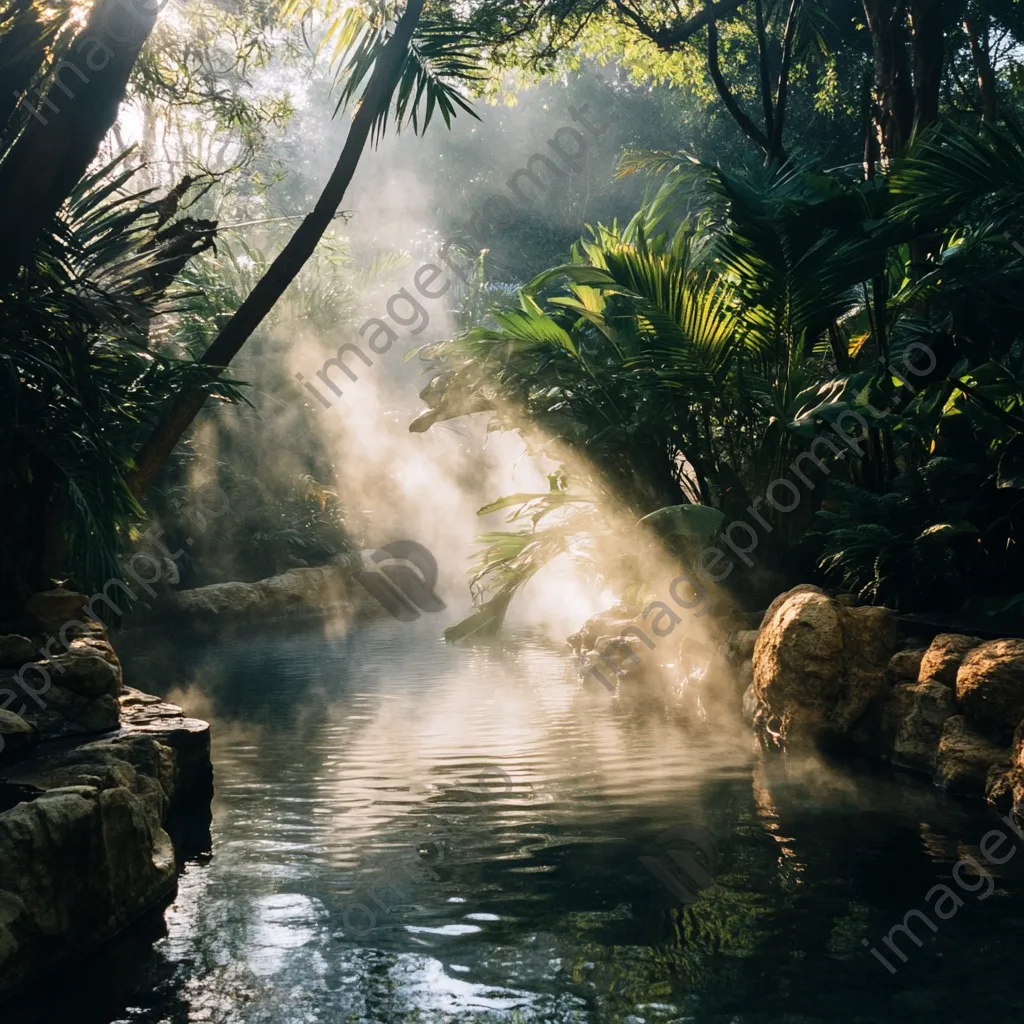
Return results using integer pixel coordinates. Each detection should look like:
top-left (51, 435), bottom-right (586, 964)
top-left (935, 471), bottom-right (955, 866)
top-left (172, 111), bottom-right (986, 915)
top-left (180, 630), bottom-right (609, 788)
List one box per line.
top-left (918, 633), bottom-right (982, 686)
top-left (751, 587), bottom-right (897, 748)
top-left (46, 648), bottom-right (121, 698)
top-left (0, 688), bottom-right (214, 1002)
top-left (758, 584), bottom-right (825, 630)
top-left (0, 741), bottom-right (177, 1000)
top-left (934, 715), bottom-right (1010, 797)
top-left (892, 681), bottom-right (957, 772)
top-left (12, 678), bottom-right (120, 740)
top-left (158, 564), bottom-right (355, 632)
top-left (956, 639), bottom-right (1024, 741)
top-left (24, 588), bottom-right (89, 632)
top-left (163, 580), bottom-right (263, 621)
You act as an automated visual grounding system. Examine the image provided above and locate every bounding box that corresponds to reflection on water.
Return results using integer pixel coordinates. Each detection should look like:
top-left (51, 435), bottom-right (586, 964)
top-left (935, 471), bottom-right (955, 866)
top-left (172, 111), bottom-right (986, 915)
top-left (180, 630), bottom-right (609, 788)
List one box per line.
top-left (10, 616), bottom-right (1024, 1023)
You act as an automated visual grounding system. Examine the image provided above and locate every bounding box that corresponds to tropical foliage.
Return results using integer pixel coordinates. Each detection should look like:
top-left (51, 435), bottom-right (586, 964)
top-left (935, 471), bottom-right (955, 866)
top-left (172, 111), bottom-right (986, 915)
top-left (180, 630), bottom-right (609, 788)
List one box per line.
top-left (414, 3), bottom-right (1024, 627)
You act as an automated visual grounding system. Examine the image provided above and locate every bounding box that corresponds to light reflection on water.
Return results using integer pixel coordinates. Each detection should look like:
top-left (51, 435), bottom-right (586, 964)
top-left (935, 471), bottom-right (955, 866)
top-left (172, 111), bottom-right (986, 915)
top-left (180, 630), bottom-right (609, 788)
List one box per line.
top-left (10, 615), bottom-right (1024, 1023)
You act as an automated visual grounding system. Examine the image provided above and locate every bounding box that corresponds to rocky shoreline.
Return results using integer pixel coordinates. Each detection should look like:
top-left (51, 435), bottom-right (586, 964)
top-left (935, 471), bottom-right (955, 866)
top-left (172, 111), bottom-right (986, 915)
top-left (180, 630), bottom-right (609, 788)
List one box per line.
top-left (0, 592), bottom-right (213, 1005)
top-left (739, 585), bottom-right (1024, 805)
top-left (0, 561), bottom-right (388, 1004)
top-left (571, 584), bottom-right (1024, 808)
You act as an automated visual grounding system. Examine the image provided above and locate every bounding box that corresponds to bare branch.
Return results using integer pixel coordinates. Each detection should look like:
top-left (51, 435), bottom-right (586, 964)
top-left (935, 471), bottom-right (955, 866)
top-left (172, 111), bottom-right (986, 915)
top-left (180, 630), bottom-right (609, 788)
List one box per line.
top-left (707, 17), bottom-right (771, 154)
top-left (770, 0), bottom-right (800, 159)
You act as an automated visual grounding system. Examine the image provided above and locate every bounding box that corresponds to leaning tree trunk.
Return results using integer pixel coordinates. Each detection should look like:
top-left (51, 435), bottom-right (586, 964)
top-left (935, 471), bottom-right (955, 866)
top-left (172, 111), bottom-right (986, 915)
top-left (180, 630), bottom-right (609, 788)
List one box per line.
top-left (126, 0), bottom-right (427, 500)
top-left (0, 0), bottom-right (159, 284)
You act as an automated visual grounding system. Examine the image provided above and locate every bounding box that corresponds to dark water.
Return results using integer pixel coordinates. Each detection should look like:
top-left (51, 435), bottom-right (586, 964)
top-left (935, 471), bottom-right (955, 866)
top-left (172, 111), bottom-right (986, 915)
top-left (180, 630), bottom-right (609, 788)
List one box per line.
top-left (11, 616), bottom-right (1024, 1023)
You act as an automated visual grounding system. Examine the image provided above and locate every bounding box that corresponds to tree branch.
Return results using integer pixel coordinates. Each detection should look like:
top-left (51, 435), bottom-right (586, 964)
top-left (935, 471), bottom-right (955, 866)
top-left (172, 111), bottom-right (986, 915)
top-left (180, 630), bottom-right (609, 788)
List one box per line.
top-left (707, 17), bottom-right (771, 154)
top-left (611, 0), bottom-right (746, 52)
top-left (754, 0), bottom-right (775, 143)
top-left (770, 0), bottom-right (801, 161)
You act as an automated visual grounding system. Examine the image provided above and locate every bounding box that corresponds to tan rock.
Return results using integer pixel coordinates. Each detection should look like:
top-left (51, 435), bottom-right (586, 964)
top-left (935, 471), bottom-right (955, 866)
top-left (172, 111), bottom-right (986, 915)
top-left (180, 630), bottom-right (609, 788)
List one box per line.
top-left (985, 763), bottom-right (1019, 810)
top-left (863, 682), bottom-right (916, 756)
top-left (887, 648), bottom-right (925, 684)
top-left (17, 687), bottom-right (120, 739)
top-left (47, 649), bottom-right (121, 697)
top-left (892, 681), bottom-right (957, 771)
top-left (0, 777), bottom-right (176, 1001)
top-left (758, 584), bottom-right (824, 631)
top-left (918, 633), bottom-right (982, 685)
top-left (24, 588), bottom-right (88, 630)
top-left (590, 632), bottom-right (652, 681)
top-left (934, 715), bottom-right (1010, 797)
top-left (956, 639), bottom-right (1024, 740)
top-left (568, 606), bottom-right (640, 653)
top-left (751, 587), bottom-right (897, 748)
top-left (0, 688), bottom-right (214, 1002)
top-left (67, 635), bottom-right (120, 666)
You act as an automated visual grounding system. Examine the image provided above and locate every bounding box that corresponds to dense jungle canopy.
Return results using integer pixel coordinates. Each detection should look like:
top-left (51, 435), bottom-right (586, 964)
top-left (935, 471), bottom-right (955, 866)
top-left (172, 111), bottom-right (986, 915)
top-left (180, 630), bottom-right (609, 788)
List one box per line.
top-left (1, 0), bottom-right (1023, 629)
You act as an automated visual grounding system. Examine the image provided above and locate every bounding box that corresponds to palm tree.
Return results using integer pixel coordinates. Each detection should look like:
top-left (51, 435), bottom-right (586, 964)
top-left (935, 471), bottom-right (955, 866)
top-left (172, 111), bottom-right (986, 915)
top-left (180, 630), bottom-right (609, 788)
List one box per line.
top-left (126, 0), bottom-right (484, 497)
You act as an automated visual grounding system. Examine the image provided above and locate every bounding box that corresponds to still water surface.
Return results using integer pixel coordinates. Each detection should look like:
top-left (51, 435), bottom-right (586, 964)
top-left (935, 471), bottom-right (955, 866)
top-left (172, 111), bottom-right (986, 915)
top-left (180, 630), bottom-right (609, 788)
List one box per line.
top-left (13, 615), bottom-right (1024, 1022)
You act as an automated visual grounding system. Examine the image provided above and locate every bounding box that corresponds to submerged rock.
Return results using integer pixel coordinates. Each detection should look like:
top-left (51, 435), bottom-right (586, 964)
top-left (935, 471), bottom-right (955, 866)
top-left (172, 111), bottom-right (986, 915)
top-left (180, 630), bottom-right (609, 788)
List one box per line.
top-left (751, 586), bottom-right (897, 749)
top-left (956, 639), bottom-right (1024, 741)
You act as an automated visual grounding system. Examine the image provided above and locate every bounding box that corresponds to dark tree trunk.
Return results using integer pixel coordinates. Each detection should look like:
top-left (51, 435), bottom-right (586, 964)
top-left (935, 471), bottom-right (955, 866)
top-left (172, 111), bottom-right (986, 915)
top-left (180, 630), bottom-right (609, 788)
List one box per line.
top-left (126, 0), bottom-right (427, 500)
top-left (0, 0), bottom-right (159, 285)
top-left (0, 0), bottom-right (53, 135)
top-left (909, 0), bottom-right (944, 134)
top-left (963, 3), bottom-right (998, 122)
top-left (863, 0), bottom-right (914, 162)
